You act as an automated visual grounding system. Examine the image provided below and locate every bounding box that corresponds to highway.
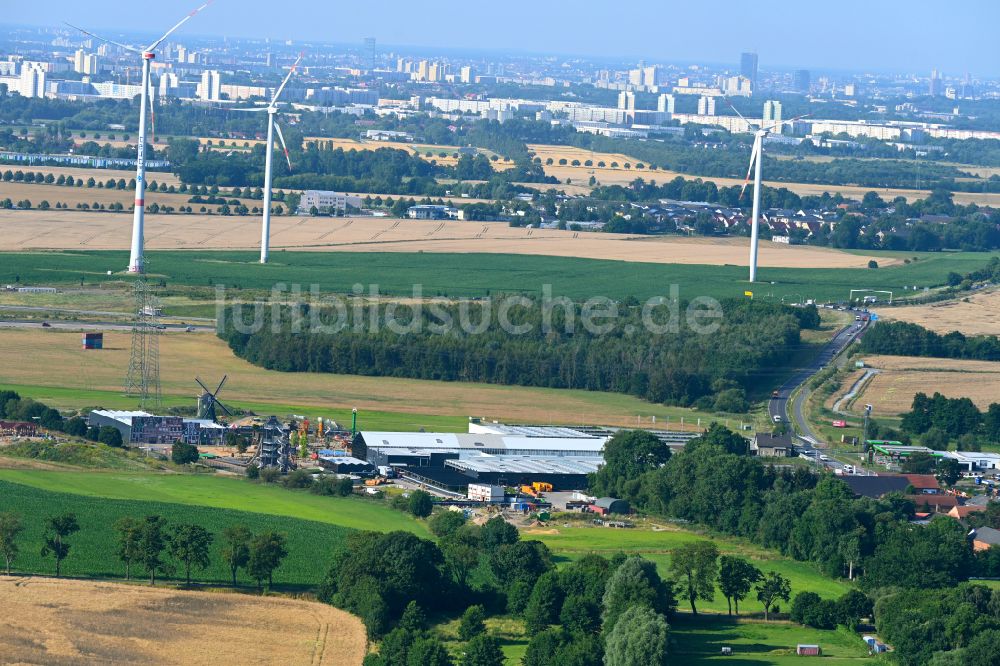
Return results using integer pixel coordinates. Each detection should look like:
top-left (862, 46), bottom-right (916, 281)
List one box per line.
top-left (768, 313), bottom-right (870, 470)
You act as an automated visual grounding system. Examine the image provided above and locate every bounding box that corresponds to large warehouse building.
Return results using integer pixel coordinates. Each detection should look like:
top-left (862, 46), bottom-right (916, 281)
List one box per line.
top-left (352, 422), bottom-right (703, 492)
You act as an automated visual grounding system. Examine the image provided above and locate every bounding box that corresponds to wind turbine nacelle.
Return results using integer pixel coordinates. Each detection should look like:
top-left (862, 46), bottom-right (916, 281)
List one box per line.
top-left (143, 52), bottom-right (156, 61)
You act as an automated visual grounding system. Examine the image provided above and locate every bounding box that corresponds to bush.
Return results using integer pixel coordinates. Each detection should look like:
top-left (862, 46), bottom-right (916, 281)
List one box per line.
top-left (428, 510), bottom-right (466, 538)
top-left (97, 426), bottom-right (124, 448)
top-left (170, 441), bottom-right (199, 464)
top-left (259, 467), bottom-right (281, 484)
top-left (868, 260), bottom-right (879, 269)
top-left (458, 604), bottom-right (486, 641)
top-left (408, 490), bottom-right (433, 518)
top-left (282, 469), bottom-right (314, 489)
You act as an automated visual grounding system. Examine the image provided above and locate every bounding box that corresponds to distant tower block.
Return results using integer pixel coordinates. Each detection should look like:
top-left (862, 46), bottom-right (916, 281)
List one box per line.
top-left (364, 37), bottom-right (376, 70)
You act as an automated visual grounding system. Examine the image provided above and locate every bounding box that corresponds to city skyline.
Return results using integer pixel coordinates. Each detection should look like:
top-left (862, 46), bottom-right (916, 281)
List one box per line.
top-left (3, 0), bottom-right (999, 76)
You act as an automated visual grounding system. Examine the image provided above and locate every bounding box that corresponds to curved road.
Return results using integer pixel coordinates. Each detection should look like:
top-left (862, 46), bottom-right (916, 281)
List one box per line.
top-left (768, 314), bottom-right (869, 468)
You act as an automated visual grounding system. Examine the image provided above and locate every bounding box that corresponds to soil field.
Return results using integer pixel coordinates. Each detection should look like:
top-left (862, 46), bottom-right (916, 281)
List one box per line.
top-left (0, 210), bottom-right (892, 268)
top-left (300, 137), bottom-right (515, 171)
top-left (853, 354), bottom-right (1000, 415)
top-left (0, 577), bottom-right (365, 665)
top-left (0, 328), bottom-right (750, 431)
top-left (881, 289), bottom-right (1000, 336)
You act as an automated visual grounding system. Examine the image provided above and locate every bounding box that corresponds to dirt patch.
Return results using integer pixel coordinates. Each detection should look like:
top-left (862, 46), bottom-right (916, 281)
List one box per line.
top-left (853, 355), bottom-right (1000, 415)
top-left (0, 577), bottom-right (366, 665)
top-left (882, 289), bottom-right (1000, 337)
top-left (0, 211), bottom-right (893, 268)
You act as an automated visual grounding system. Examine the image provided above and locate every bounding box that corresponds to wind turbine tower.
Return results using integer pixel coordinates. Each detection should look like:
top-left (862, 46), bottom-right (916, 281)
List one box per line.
top-left (727, 100), bottom-right (807, 283)
top-left (237, 54), bottom-right (301, 264)
top-left (67, 2), bottom-right (214, 274)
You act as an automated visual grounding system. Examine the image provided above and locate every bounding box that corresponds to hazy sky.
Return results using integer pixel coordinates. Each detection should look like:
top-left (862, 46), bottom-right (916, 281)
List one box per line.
top-left (5, 0), bottom-right (999, 75)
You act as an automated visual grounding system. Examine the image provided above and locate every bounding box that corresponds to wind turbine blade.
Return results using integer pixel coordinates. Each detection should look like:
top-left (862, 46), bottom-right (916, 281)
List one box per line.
top-left (273, 122), bottom-right (292, 171)
top-left (722, 95), bottom-right (757, 130)
top-left (215, 374), bottom-right (228, 395)
top-left (740, 139), bottom-right (760, 199)
top-left (195, 377), bottom-right (211, 393)
top-left (761, 113), bottom-right (811, 134)
top-left (271, 52), bottom-right (303, 104)
top-left (63, 22), bottom-right (140, 53)
top-left (145, 0), bottom-right (215, 52)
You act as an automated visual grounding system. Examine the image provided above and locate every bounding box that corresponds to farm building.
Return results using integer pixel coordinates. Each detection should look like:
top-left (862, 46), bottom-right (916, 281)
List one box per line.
top-left (903, 474), bottom-right (940, 493)
top-left (590, 497), bottom-right (630, 515)
top-left (354, 430), bottom-right (607, 464)
top-left (907, 494), bottom-right (957, 513)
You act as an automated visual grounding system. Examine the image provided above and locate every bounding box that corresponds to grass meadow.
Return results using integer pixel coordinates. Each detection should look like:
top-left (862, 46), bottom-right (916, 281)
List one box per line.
top-left (0, 248), bottom-right (995, 302)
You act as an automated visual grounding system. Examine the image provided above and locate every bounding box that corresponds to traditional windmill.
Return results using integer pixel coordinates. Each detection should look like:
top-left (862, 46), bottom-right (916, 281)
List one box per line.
top-left (195, 375), bottom-right (232, 422)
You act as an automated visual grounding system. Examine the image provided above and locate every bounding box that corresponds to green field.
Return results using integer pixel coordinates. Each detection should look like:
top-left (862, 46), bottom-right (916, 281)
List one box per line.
top-left (0, 470), bottom-right (428, 535)
top-left (531, 526), bottom-right (851, 616)
top-left (670, 616), bottom-right (871, 664)
top-left (0, 478), bottom-right (354, 586)
top-left (0, 249), bottom-right (996, 302)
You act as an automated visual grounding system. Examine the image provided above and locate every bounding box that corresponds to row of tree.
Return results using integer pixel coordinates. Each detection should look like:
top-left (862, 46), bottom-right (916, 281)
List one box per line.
top-left (0, 510), bottom-right (287, 591)
top-left (901, 391), bottom-right (1000, 442)
top-left (860, 320), bottom-right (1000, 361)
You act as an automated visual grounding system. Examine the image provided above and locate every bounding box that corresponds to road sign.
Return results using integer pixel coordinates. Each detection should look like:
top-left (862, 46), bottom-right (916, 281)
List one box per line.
top-left (869, 313), bottom-right (879, 321)
top-left (744, 291), bottom-right (753, 298)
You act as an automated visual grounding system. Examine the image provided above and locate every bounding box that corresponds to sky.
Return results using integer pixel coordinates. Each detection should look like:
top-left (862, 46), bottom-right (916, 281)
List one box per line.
top-left (5, 0), bottom-right (1000, 76)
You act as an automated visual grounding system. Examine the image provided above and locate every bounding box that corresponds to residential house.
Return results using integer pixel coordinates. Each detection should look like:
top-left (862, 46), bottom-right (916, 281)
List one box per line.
top-left (751, 433), bottom-right (794, 457)
top-left (973, 526), bottom-right (1000, 552)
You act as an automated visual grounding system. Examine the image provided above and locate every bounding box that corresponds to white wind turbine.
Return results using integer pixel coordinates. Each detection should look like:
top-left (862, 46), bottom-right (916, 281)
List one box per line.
top-left (726, 101), bottom-right (807, 283)
top-left (66, 2), bottom-right (215, 274)
top-left (234, 54), bottom-right (302, 264)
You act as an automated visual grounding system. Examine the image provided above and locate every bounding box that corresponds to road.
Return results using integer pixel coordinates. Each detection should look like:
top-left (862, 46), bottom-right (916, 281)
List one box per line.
top-left (768, 314), bottom-right (869, 470)
top-left (0, 319), bottom-right (214, 332)
top-left (0, 305), bottom-right (214, 322)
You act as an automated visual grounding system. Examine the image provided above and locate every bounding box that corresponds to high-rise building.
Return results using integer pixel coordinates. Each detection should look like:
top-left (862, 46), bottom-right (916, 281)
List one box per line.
top-left (618, 90), bottom-right (635, 111)
top-left (198, 70), bottom-right (221, 101)
top-left (740, 52), bottom-right (759, 91)
top-left (763, 100), bottom-right (782, 126)
top-left (929, 69), bottom-right (943, 96)
top-left (19, 64), bottom-right (46, 98)
top-left (697, 95), bottom-right (716, 116)
top-left (657, 93), bottom-right (675, 114)
top-left (642, 65), bottom-right (660, 88)
top-left (721, 75), bottom-right (752, 97)
top-left (416, 60), bottom-right (429, 81)
top-left (73, 49), bottom-right (86, 73)
top-left (794, 69), bottom-right (810, 93)
top-left (460, 66), bottom-right (474, 84)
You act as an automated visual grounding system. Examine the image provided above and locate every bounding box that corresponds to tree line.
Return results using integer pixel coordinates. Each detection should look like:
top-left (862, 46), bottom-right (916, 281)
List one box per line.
top-left (219, 300), bottom-right (818, 408)
top-left (860, 320), bottom-right (1000, 361)
top-left (901, 391), bottom-right (1000, 445)
top-left (0, 509), bottom-right (287, 591)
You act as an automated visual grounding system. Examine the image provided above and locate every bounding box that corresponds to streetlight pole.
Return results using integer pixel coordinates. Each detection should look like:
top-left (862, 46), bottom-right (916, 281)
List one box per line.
top-left (351, 407), bottom-right (358, 436)
top-left (861, 404), bottom-right (873, 467)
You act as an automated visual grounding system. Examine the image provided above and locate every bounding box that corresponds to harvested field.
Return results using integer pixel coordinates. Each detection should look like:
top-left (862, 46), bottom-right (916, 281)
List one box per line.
top-left (882, 289), bottom-right (1000, 336)
top-left (0, 577), bottom-right (365, 665)
top-left (300, 137), bottom-right (515, 170)
top-left (853, 354), bottom-right (1000, 415)
top-left (0, 328), bottom-right (731, 430)
top-left (0, 210), bottom-right (893, 267)
top-left (0, 181), bottom-right (211, 210)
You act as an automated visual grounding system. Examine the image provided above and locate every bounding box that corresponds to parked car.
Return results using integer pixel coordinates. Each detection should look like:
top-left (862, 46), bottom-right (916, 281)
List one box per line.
top-left (40, 321), bottom-right (51, 327)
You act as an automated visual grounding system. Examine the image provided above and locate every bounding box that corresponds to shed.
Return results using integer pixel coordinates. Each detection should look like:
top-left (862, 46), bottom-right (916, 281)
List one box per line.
top-left (796, 645), bottom-right (821, 656)
top-left (592, 497), bottom-right (629, 515)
